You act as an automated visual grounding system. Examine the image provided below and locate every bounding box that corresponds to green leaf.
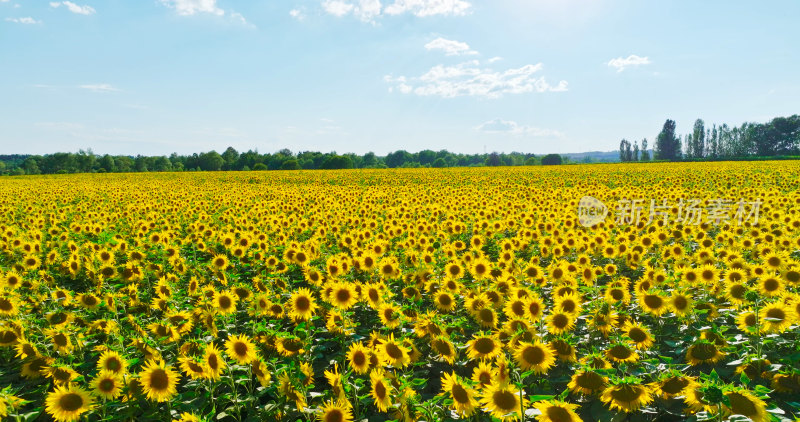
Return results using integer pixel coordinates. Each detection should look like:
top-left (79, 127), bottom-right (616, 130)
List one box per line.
top-left (739, 371), bottom-right (750, 385)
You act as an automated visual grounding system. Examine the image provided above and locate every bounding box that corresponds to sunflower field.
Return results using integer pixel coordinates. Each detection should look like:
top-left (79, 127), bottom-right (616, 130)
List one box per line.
top-left (1, 162), bottom-right (800, 422)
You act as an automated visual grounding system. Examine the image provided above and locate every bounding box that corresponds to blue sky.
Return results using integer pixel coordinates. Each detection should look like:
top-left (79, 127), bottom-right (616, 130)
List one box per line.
top-left (1, 0), bottom-right (798, 156)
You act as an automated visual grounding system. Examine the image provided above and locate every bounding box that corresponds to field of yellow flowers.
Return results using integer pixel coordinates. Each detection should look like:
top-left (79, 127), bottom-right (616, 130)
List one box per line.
top-left (1, 162), bottom-right (799, 422)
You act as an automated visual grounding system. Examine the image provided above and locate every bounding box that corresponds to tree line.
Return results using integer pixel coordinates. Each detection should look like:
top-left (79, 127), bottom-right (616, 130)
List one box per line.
top-left (619, 114), bottom-right (800, 162)
top-left (0, 149), bottom-right (568, 176)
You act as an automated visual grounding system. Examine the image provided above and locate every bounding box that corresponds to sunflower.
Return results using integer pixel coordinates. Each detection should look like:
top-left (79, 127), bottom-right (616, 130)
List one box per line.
top-left (347, 342), bottom-right (372, 374)
top-left (91, 371), bottom-right (123, 400)
top-left (554, 293), bottom-right (583, 315)
top-left (276, 336), bottom-right (305, 357)
top-left (759, 301), bottom-right (795, 333)
top-left (370, 370), bottom-right (393, 412)
top-left (686, 341), bottom-right (726, 365)
top-left (474, 307), bottom-right (499, 328)
top-left (479, 383), bottom-right (526, 421)
top-left (434, 291), bottom-right (457, 312)
top-left (376, 334), bottom-right (410, 368)
top-left (512, 341), bottom-right (556, 374)
top-left (377, 303), bottom-right (401, 329)
top-left (466, 333), bottom-right (503, 361)
top-left (444, 261), bottom-right (464, 280)
top-left (289, 287), bottom-right (318, 321)
top-left (551, 339), bottom-right (577, 363)
top-left (639, 292), bottom-right (669, 316)
top-left (139, 359), bottom-right (180, 402)
top-left (45, 385), bottom-right (94, 422)
top-left (756, 275), bottom-right (784, 297)
top-left (546, 311), bottom-right (576, 335)
top-left (225, 334), bottom-right (258, 365)
top-left (176, 412), bottom-right (202, 422)
top-left (441, 372), bottom-right (478, 417)
top-left (532, 400), bottom-right (582, 422)
top-left (203, 343), bottom-right (226, 380)
top-left (0, 295), bottom-right (20, 317)
top-left (317, 399), bottom-right (353, 422)
top-left (430, 336), bottom-right (457, 364)
top-left (213, 291), bottom-right (238, 315)
top-left (722, 389), bottom-right (768, 422)
top-left (621, 322), bottom-right (653, 350)
top-left (330, 282), bottom-right (358, 310)
top-left (210, 254), bottom-right (229, 271)
top-left (736, 309), bottom-right (759, 333)
top-left (567, 370), bottom-right (607, 395)
top-left (600, 382), bottom-right (653, 413)
top-left (651, 375), bottom-right (693, 399)
top-left (178, 356), bottom-right (207, 380)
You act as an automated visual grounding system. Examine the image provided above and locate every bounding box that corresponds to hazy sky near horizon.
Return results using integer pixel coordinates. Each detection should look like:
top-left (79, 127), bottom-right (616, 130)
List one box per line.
top-left (1, 0), bottom-right (798, 156)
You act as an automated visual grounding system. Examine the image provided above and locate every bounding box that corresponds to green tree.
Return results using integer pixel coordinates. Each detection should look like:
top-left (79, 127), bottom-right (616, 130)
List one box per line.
top-left (280, 159), bottom-right (301, 170)
top-left (320, 155), bottom-right (354, 169)
top-left (541, 154), bottom-right (562, 165)
top-left (198, 151), bottom-right (224, 171)
top-left (432, 158), bottom-right (446, 168)
top-left (655, 119), bottom-right (681, 161)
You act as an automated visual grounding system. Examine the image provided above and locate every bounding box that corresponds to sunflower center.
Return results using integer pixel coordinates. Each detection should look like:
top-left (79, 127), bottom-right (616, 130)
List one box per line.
top-left (522, 345), bottom-right (545, 365)
top-left (283, 339), bottom-right (303, 352)
top-left (787, 271), bottom-right (800, 284)
top-left (451, 384), bottom-right (469, 403)
top-left (628, 328), bottom-right (647, 343)
top-left (545, 406), bottom-right (572, 422)
top-left (765, 308), bottom-right (785, 321)
top-left (643, 295), bottom-right (663, 309)
top-left (58, 392), bottom-right (84, 412)
top-left (433, 340), bottom-right (452, 356)
top-left (763, 278), bottom-right (779, 291)
top-left (610, 289), bottom-right (624, 300)
top-left (610, 385), bottom-right (643, 402)
top-left (560, 300), bottom-right (576, 313)
top-left (352, 351), bottom-right (366, 366)
top-left (234, 342), bottom-right (248, 357)
top-left (577, 372), bottom-right (605, 390)
top-left (492, 390), bottom-right (517, 411)
top-left (324, 409), bottom-right (343, 422)
top-left (0, 299), bottom-right (12, 311)
top-left (385, 343), bottom-right (404, 360)
top-left (438, 295), bottom-right (452, 307)
top-left (218, 296), bottom-right (232, 309)
top-left (208, 354), bottom-right (219, 370)
top-left (99, 378), bottom-right (115, 392)
top-left (473, 338), bottom-right (496, 355)
top-left (374, 381), bottom-right (387, 399)
top-left (295, 296), bottom-right (310, 312)
top-left (702, 270), bottom-right (714, 281)
top-left (478, 308), bottom-right (494, 323)
top-left (336, 289), bottom-right (351, 303)
top-left (727, 392), bottom-right (758, 417)
top-left (150, 368), bottom-right (169, 390)
top-left (54, 333), bottom-right (68, 346)
top-left (729, 284), bottom-right (746, 299)
top-left (661, 377), bottom-right (689, 394)
top-left (610, 345), bottom-right (633, 359)
top-left (552, 313), bottom-right (569, 328)
top-left (690, 343), bottom-right (717, 360)
top-left (744, 313), bottom-right (757, 326)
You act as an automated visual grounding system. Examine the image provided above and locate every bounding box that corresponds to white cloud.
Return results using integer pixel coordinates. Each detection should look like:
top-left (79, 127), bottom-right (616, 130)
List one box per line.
top-left (79, 83), bottom-right (120, 93)
top-left (476, 119), bottom-right (564, 137)
top-left (50, 1), bottom-right (95, 15)
top-left (607, 54), bottom-right (651, 72)
top-left (424, 37), bottom-right (476, 56)
top-left (323, 0), bottom-right (380, 22)
top-left (322, 0), bottom-right (470, 20)
top-left (159, 0), bottom-right (224, 16)
top-left (385, 60), bottom-right (567, 99)
top-left (384, 0), bottom-right (470, 17)
top-left (5, 16), bottom-right (40, 24)
top-left (322, 0), bottom-right (355, 16)
top-left (289, 8), bottom-right (305, 20)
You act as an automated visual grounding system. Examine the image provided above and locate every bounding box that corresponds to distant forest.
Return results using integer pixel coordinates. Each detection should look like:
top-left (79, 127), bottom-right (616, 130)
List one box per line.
top-left (619, 114), bottom-right (800, 162)
top-left (1, 114), bottom-right (797, 175)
